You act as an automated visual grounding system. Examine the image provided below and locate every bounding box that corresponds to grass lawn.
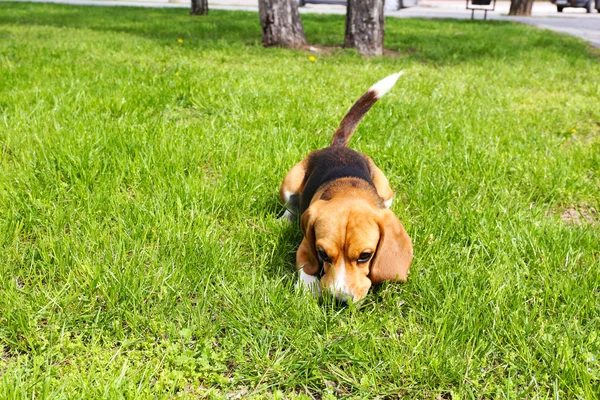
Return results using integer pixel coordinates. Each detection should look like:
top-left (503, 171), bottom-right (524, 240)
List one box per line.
top-left (1, 2), bottom-right (599, 398)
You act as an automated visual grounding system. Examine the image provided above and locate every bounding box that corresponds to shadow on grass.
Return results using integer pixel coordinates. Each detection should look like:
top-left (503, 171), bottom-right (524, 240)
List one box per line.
top-left (0, 2), bottom-right (595, 64)
top-left (252, 195), bottom-right (303, 277)
top-left (0, 3), bottom-right (263, 46)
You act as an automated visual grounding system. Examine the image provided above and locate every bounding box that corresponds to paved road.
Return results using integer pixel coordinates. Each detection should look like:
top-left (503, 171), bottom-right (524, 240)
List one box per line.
top-left (388, 1), bottom-right (600, 47)
top-left (505, 18), bottom-right (600, 48)
top-left (8, 0), bottom-right (600, 48)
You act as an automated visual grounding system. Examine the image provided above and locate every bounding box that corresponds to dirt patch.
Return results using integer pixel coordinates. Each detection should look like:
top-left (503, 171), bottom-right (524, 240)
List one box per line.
top-left (561, 123), bottom-right (600, 148)
top-left (382, 48), bottom-right (403, 58)
top-left (304, 44), bottom-right (342, 56)
top-left (304, 44), bottom-right (402, 58)
top-left (558, 207), bottom-right (598, 225)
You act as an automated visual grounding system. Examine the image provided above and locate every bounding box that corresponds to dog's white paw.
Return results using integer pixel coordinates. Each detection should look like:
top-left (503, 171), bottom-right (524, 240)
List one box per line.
top-left (296, 269), bottom-right (321, 297)
top-left (278, 209), bottom-right (296, 223)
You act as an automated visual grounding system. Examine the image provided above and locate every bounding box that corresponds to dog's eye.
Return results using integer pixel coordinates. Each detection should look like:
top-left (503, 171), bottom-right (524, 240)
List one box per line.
top-left (317, 249), bottom-right (331, 263)
top-left (357, 252), bottom-right (372, 263)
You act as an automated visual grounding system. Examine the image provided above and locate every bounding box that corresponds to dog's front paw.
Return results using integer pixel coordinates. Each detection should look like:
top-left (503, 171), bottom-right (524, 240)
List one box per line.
top-left (296, 269), bottom-right (322, 297)
top-left (278, 209), bottom-right (296, 223)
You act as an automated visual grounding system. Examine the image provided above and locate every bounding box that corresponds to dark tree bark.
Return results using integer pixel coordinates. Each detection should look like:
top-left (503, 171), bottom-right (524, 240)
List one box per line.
top-left (190, 0), bottom-right (208, 16)
top-left (258, 0), bottom-right (306, 48)
top-left (508, 0), bottom-right (534, 15)
top-left (345, 0), bottom-right (384, 56)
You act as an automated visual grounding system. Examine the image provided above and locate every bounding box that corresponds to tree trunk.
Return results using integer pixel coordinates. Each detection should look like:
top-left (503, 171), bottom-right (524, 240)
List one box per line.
top-left (508, 0), bottom-right (534, 15)
top-left (258, 0), bottom-right (306, 48)
top-left (190, 0), bottom-right (208, 16)
top-left (345, 0), bottom-right (384, 56)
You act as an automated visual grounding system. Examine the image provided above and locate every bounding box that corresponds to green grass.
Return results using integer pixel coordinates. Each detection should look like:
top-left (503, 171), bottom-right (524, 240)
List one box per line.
top-left (0, 2), bottom-right (599, 398)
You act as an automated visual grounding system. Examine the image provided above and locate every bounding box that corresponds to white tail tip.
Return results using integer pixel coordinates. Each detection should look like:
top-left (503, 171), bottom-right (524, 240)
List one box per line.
top-left (369, 71), bottom-right (404, 99)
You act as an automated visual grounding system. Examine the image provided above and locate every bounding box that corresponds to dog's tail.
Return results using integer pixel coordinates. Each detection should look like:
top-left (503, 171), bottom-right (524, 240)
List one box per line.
top-left (330, 71), bottom-right (403, 147)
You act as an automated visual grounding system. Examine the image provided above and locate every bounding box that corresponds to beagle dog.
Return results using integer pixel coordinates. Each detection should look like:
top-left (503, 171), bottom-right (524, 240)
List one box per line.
top-left (279, 72), bottom-right (413, 302)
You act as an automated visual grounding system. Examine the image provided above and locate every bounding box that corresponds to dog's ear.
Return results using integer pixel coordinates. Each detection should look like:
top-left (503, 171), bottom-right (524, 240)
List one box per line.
top-left (369, 209), bottom-right (413, 284)
top-left (298, 206), bottom-right (320, 275)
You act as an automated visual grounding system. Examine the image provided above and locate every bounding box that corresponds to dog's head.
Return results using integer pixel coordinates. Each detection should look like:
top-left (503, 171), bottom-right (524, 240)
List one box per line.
top-left (300, 196), bottom-right (412, 302)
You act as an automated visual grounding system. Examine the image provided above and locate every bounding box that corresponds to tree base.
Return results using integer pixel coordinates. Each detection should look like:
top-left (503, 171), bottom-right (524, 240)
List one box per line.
top-left (191, 0), bottom-right (208, 15)
top-left (344, 0), bottom-right (385, 56)
top-left (258, 0), bottom-right (306, 48)
top-left (508, 0), bottom-right (533, 16)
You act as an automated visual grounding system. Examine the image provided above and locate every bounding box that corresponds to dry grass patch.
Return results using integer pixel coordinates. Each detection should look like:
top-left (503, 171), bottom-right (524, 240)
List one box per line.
top-left (559, 206), bottom-right (598, 225)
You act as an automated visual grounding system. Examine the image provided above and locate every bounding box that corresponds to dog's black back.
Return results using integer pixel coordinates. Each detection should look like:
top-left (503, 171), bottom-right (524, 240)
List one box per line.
top-left (299, 147), bottom-right (374, 215)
